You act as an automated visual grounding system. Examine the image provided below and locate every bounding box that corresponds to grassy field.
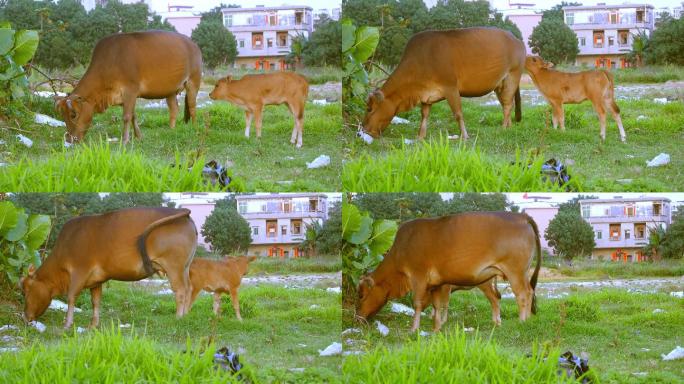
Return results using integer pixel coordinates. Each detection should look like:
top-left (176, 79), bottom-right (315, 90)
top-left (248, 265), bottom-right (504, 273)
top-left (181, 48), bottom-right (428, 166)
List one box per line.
top-left (342, 97), bottom-right (684, 192)
top-left (0, 80), bottom-right (341, 192)
top-left (545, 259), bottom-right (684, 280)
top-left (0, 280), bottom-right (342, 383)
top-left (342, 289), bottom-right (684, 383)
top-left (194, 248), bottom-right (342, 275)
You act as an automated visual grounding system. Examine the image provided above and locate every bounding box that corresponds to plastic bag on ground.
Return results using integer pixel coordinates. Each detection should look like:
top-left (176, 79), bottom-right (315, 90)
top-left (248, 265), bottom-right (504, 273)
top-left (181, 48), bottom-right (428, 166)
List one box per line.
top-left (646, 153), bottom-right (670, 167)
top-left (34, 113), bottom-right (66, 127)
top-left (318, 342), bottom-right (342, 356)
top-left (306, 155), bottom-right (330, 169)
top-left (375, 321), bottom-right (389, 336)
top-left (662, 346), bottom-right (684, 361)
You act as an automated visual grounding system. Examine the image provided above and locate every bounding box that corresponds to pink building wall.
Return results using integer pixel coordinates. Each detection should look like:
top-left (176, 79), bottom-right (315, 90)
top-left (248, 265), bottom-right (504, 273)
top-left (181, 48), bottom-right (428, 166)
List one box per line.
top-left (522, 207), bottom-right (559, 255)
top-left (167, 16), bottom-right (201, 37)
top-left (507, 13), bottom-right (542, 54)
top-left (177, 203), bottom-right (215, 248)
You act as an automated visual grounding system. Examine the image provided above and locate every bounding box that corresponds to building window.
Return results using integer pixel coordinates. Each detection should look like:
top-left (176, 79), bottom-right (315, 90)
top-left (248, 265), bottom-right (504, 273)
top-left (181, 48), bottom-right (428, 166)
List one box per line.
top-left (270, 62), bottom-right (276, 70)
top-left (295, 11), bottom-right (304, 25)
top-left (267, 220), bottom-right (277, 237)
top-left (596, 230), bottom-right (603, 240)
top-left (608, 36), bottom-right (614, 46)
top-left (636, 10), bottom-right (644, 23)
top-left (281, 225), bottom-right (287, 235)
top-left (283, 200), bottom-right (292, 213)
top-left (239, 39), bottom-right (245, 48)
top-left (309, 198), bottom-right (318, 212)
top-left (292, 219), bottom-right (302, 235)
top-left (269, 13), bottom-right (277, 26)
top-left (593, 31), bottom-right (604, 48)
top-left (565, 12), bottom-right (574, 25)
top-left (238, 201), bottom-right (247, 213)
top-left (618, 30), bottom-right (629, 45)
top-left (625, 205), bottom-right (635, 217)
top-left (609, 224), bottom-right (621, 240)
top-left (579, 37), bottom-right (586, 46)
top-left (267, 38), bottom-right (273, 48)
top-left (252, 32), bottom-right (263, 49)
top-left (277, 32), bottom-right (288, 47)
top-left (625, 229), bottom-right (631, 240)
top-left (610, 12), bottom-right (618, 24)
top-left (653, 203), bottom-right (662, 216)
top-left (252, 227), bottom-right (259, 236)
top-left (224, 14), bottom-right (233, 27)
top-left (635, 223), bottom-right (646, 239)
top-left (581, 205), bottom-right (591, 218)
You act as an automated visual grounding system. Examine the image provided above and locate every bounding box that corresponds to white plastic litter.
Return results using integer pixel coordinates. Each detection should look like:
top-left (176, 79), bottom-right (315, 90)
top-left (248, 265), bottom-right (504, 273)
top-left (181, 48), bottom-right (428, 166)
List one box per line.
top-left (34, 113), bottom-right (66, 127)
top-left (403, 138), bottom-right (414, 145)
top-left (156, 288), bottom-right (174, 295)
top-left (343, 350), bottom-right (364, 356)
top-left (119, 323), bottom-right (132, 328)
top-left (49, 299), bottom-right (82, 313)
top-left (0, 325), bottom-right (18, 332)
top-left (64, 141), bottom-right (74, 148)
top-left (16, 134), bottom-right (33, 148)
top-left (419, 331), bottom-right (431, 337)
top-left (326, 287), bottom-right (341, 293)
top-left (358, 131), bottom-right (374, 144)
top-left (289, 368), bottom-right (305, 373)
top-left (306, 155), bottom-right (330, 169)
top-left (341, 328), bottom-right (362, 336)
top-left (107, 137), bottom-right (119, 143)
top-left (0, 347), bottom-right (19, 353)
top-left (670, 291), bottom-right (683, 298)
top-left (646, 153), bottom-right (670, 167)
top-left (318, 342), bottom-right (342, 356)
top-left (297, 343), bottom-right (307, 347)
top-left (1, 335), bottom-right (22, 343)
top-left (29, 321), bottom-right (46, 333)
top-left (76, 327), bottom-right (87, 334)
top-left (463, 327), bottom-right (475, 332)
top-left (33, 91), bottom-right (66, 98)
top-left (662, 346), bottom-right (684, 361)
top-left (653, 98), bottom-right (668, 104)
top-left (0, 140), bottom-right (5, 145)
top-left (636, 115), bottom-right (648, 121)
top-left (652, 308), bottom-right (665, 314)
top-left (375, 321), bottom-right (389, 337)
top-left (390, 302), bottom-right (415, 316)
top-left (447, 134), bottom-right (460, 140)
top-left (391, 116), bottom-right (410, 124)
top-left (312, 99), bottom-right (328, 105)
top-left (309, 304), bottom-right (320, 310)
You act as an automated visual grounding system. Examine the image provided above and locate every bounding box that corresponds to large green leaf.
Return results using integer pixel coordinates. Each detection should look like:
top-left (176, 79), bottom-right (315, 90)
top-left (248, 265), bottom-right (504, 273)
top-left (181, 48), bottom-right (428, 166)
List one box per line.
top-left (11, 29), bottom-right (39, 66)
top-left (368, 219), bottom-right (398, 256)
top-left (25, 214), bottom-right (51, 250)
top-left (0, 201), bottom-right (19, 236)
top-left (0, 27), bottom-right (15, 56)
top-left (4, 208), bottom-right (27, 242)
top-left (350, 26), bottom-right (380, 63)
top-left (341, 19), bottom-right (355, 53)
top-left (349, 215), bottom-right (373, 245)
top-left (342, 203), bottom-right (362, 240)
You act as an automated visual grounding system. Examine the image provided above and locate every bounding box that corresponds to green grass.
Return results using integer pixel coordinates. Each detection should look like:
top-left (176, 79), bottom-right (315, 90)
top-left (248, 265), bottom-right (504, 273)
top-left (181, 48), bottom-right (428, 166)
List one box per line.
top-left (550, 259), bottom-right (684, 279)
top-left (1, 91), bottom-right (341, 192)
top-left (342, 289), bottom-right (684, 383)
top-left (342, 99), bottom-right (684, 192)
top-left (606, 66), bottom-right (684, 84)
top-left (0, 281), bottom-right (342, 383)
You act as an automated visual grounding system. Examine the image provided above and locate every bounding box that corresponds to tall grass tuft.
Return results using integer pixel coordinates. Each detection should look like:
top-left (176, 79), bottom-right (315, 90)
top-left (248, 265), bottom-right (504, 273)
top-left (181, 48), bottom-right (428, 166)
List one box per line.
top-left (342, 330), bottom-right (588, 383)
top-left (342, 137), bottom-right (582, 192)
top-left (0, 326), bottom-right (252, 383)
top-left (0, 140), bottom-right (244, 192)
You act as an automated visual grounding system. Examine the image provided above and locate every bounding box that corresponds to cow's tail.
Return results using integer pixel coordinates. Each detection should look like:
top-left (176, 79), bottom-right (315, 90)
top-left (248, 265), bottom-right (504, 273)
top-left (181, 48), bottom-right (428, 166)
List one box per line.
top-left (514, 86), bottom-right (522, 122)
top-left (526, 214), bottom-right (542, 315)
top-left (601, 70), bottom-right (620, 113)
top-left (137, 209), bottom-right (192, 276)
top-left (183, 92), bottom-right (191, 123)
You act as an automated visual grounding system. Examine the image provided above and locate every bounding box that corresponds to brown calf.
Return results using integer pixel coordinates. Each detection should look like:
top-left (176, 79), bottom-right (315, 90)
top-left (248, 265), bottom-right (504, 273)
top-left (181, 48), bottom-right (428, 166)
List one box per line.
top-left (209, 72), bottom-right (309, 147)
top-left (187, 256), bottom-right (256, 320)
top-left (525, 56), bottom-right (626, 142)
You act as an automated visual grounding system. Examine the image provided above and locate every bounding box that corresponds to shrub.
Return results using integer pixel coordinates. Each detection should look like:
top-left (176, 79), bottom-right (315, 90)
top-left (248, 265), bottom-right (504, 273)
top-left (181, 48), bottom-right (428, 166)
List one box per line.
top-left (201, 206), bottom-right (251, 255)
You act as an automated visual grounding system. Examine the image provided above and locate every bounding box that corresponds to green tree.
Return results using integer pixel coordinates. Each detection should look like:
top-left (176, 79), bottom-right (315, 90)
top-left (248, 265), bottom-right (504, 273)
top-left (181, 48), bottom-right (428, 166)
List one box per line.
top-left (644, 17), bottom-right (684, 65)
top-left (317, 201), bottom-right (343, 255)
top-left (301, 15), bottom-right (341, 67)
top-left (528, 18), bottom-right (579, 64)
top-left (659, 211), bottom-right (684, 259)
top-left (541, 2), bottom-right (582, 22)
top-left (201, 206), bottom-right (251, 255)
top-left (191, 17), bottom-right (237, 69)
top-left (94, 193), bottom-right (168, 213)
top-left (443, 193), bottom-right (511, 215)
top-left (629, 30), bottom-right (649, 67)
top-left (544, 210), bottom-right (595, 262)
top-left (353, 193), bottom-right (444, 221)
top-left (643, 223), bottom-right (666, 261)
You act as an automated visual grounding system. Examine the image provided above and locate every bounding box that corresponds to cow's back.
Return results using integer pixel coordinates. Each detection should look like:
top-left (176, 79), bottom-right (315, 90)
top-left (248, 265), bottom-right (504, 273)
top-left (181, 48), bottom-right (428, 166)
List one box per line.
top-left (392, 28), bottom-right (525, 96)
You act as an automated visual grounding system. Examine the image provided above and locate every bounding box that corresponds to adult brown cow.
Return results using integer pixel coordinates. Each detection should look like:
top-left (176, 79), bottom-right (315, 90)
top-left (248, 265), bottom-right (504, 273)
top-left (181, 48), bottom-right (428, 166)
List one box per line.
top-left (209, 72), bottom-right (309, 147)
top-left (428, 279), bottom-right (502, 331)
top-left (356, 212), bottom-right (541, 332)
top-left (55, 31), bottom-right (202, 145)
top-left (20, 207), bottom-right (197, 329)
top-left (525, 56), bottom-right (626, 142)
top-left (362, 28), bottom-right (526, 140)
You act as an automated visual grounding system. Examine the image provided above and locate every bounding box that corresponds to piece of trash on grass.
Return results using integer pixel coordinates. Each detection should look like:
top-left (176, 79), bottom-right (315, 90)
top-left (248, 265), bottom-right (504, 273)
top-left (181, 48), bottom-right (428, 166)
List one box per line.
top-left (670, 291), bottom-right (683, 298)
top-left (343, 350), bottom-right (364, 356)
top-left (391, 116), bottom-right (410, 124)
top-left (390, 302), bottom-right (415, 316)
top-left (403, 138), bottom-right (414, 145)
top-left (632, 372), bottom-right (648, 377)
top-left (0, 325), bottom-right (19, 332)
top-left (0, 140), bottom-right (5, 145)
top-left (214, 346), bottom-right (243, 376)
top-left (49, 299), bottom-right (82, 313)
top-left (76, 327), bottom-right (87, 334)
top-left (107, 137), bottom-right (119, 143)
top-left (29, 321), bottom-right (46, 333)
top-left (1, 335), bottom-right (22, 343)
top-left (289, 368), bottom-right (305, 373)
top-left (34, 113), bottom-right (66, 127)
top-left (447, 134), bottom-right (459, 140)
top-left (419, 331), bottom-right (431, 337)
top-left (0, 347), bottom-right (19, 353)
top-left (652, 308), bottom-right (665, 314)
top-left (306, 155), bottom-right (330, 169)
top-left (646, 153), bottom-right (670, 167)
top-left (119, 323), bottom-right (132, 328)
top-left (558, 351), bottom-right (591, 383)
top-left (326, 287), bottom-right (341, 294)
top-left (641, 348), bottom-right (651, 352)
top-left (318, 342), bottom-right (342, 356)
top-left (357, 130), bottom-right (374, 144)
top-left (309, 304), bottom-right (320, 310)
top-left (376, 321), bottom-right (389, 337)
top-left (156, 288), bottom-right (174, 295)
top-left (341, 328), bottom-right (362, 336)
top-left (64, 141), bottom-right (74, 148)
top-left (616, 179), bottom-right (633, 185)
top-left (662, 346), bottom-right (684, 361)
top-left (636, 115), bottom-right (648, 121)
top-left (653, 98), bottom-right (668, 104)
top-left (16, 134), bottom-right (33, 148)
top-left (285, 156), bottom-right (295, 160)
top-left (463, 327), bottom-right (475, 332)
top-left (33, 91), bottom-right (67, 98)
top-left (312, 99), bottom-right (328, 105)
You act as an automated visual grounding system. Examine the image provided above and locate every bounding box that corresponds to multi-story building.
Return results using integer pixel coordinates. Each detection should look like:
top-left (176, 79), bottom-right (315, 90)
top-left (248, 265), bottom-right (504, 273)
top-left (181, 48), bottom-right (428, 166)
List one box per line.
top-left (563, 4), bottom-right (655, 68)
top-left (520, 205), bottom-right (559, 255)
top-left (579, 197), bottom-right (672, 262)
top-left (222, 5), bottom-right (314, 70)
top-left (236, 193), bottom-right (328, 258)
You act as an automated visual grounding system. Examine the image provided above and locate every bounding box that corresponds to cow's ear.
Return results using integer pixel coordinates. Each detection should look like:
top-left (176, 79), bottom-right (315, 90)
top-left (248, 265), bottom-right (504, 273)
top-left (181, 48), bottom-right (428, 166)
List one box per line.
top-left (225, 76), bottom-right (232, 82)
top-left (372, 90), bottom-right (384, 103)
top-left (27, 264), bottom-right (35, 277)
top-left (360, 275), bottom-right (375, 289)
top-left (545, 61), bottom-right (555, 69)
top-left (54, 97), bottom-right (66, 111)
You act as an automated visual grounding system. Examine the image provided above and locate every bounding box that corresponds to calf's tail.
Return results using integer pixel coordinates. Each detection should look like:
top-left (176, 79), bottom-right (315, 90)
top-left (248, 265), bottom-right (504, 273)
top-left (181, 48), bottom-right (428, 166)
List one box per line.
top-left (514, 86), bottom-right (522, 122)
top-left (526, 215), bottom-right (542, 315)
top-left (137, 209), bottom-right (192, 276)
top-left (183, 92), bottom-right (191, 123)
top-left (601, 70), bottom-right (621, 113)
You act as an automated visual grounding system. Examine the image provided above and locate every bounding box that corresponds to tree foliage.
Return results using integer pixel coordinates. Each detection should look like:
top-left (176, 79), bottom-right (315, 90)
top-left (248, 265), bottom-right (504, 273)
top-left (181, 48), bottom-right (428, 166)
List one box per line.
top-left (316, 201), bottom-right (343, 255)
top-left (191, 16), bottom-right (237, 69)
top-left (0, 21), bottom-right (39, 116)
top-left (544, 210), bottom-right (595, 261)
top-left (201, 205), bottom-right (251, 255)
top-left (301, 15), bottom-right (341, 67)
top-left (644, 17), bottom-right (684, 65)
top-left (528, 17), bottom-right (579, 64)
top-left (657, 211), bottom-right (684, 260)
top-left (541, 2), bottom-right (581, 21)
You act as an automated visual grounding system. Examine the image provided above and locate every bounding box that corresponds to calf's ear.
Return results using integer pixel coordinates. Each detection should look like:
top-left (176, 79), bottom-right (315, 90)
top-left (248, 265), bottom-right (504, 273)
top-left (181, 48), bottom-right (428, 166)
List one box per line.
top-left (248, 256), bottom-right (257, 262)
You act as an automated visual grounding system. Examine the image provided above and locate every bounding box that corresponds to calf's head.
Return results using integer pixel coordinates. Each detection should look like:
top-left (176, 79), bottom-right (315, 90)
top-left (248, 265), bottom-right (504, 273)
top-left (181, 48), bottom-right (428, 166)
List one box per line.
top-left (19, 265), bottom-right (52, 322)
top-left (209, 76), bottom-right (234, 100)
top-left (55, 95), bottom-right (95, 144)
top-left (228, 255), bottom-right (257, 276)
top-left (356, 275), bottom-right (389, 320)
top-left (362, 90), bottom-right (395, 138)
top-left (525, 56), bottom-right (554, 74)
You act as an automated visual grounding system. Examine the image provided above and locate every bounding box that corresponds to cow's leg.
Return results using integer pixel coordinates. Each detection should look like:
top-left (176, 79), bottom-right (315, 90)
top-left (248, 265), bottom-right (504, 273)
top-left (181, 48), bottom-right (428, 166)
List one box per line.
top-left (253, 105), bottom-right (264, 139)
top-left (506, 273), bottom-right (534, 322)
top-left (64, 281), bottom-right (84, 329)
top-left (446, 90), bottom-right (469, 140)
top-left (418, 103), bottom-right (431, 139)
top-left (185, 79), bottom-right (200, 125)
top-left (495, 77), bottom-right (516, 128)
top-left (289, 104), bottom-right (298, 145)
top-left (121, 98), bottom-right (136, 145)
top-left (132, 113), bottom-right (143, 140)
top-left (166, 95), bottom-right (179, 129)
top-left (244, 110), bottom-right (253, 138)
top-left (431, 285), bottom-right (451, 332)
top-left (89, 284), bottom-right (103, 328)
top-left (186, 285), bottom-right (203, 313)
top-left (212, 292), bottom-right (221, 315)
top-left (229, 288), bottom-right (242, 321)
top-left (479, 280), bottom-right (501, 326)
top-left (410, 283), bottom-right (429, 332)
top-left (607, 98), bottom-right (626, 142)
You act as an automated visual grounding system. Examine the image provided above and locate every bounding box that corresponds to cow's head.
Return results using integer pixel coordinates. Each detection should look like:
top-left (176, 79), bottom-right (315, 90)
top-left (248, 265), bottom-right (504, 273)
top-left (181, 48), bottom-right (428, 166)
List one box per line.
top-left (19, 265), bottom-right (51, 323)
top-left (55, 94), bottom-right (95, 144)
top-left (362, 90), bottom-right (395, 138)
top-left (525, 56), bottom-right (554, 74)
top-left (356, 275), bottom-right (389, 321)
top-left (209, 76), bottom-right (233, 100)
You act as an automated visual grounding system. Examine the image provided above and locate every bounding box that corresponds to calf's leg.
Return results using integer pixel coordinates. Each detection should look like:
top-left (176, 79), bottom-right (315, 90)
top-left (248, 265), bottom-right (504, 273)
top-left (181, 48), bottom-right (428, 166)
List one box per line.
top-left (244, 110), bottom-right (253, 138)
top-left (212, 292), bottom-right (222, 315)
top-left (229, 288), bottom-right (242, 321)
top-left (606, 98), bottom-right (626, 142)
top-left (418, 103), bottom-right (431, 139)
top-left (89, 284), bottom-right (103, 328)
top-left (446, 90), bottom-right (469, 140)
top-left (166, 95), bottom-right (179, 129)
top-left (254, 105), bottom-right (264, 139)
